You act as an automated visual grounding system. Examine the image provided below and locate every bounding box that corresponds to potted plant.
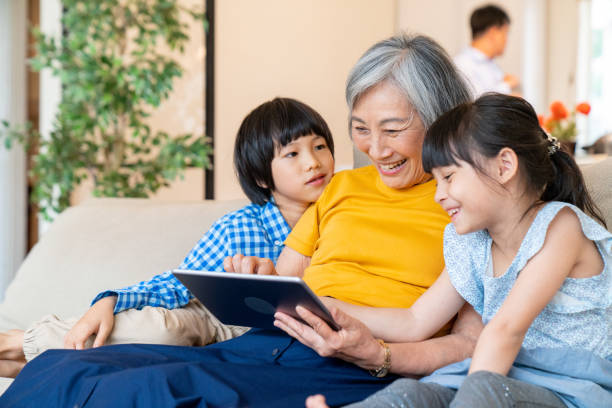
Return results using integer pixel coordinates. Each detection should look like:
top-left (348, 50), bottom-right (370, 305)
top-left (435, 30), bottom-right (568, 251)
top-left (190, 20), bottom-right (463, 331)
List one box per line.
top-left (539, 100), bottom-right (591, 155)
top-left (1, 0), bottom-right (211, 220)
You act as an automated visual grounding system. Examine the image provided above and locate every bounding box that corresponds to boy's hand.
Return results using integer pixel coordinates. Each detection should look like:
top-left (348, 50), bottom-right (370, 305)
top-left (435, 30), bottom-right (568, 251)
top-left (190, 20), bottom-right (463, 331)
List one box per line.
top-left (223, 255), bottom-right (276, 275)
top-left (64, 295), bottom-right (117, 350)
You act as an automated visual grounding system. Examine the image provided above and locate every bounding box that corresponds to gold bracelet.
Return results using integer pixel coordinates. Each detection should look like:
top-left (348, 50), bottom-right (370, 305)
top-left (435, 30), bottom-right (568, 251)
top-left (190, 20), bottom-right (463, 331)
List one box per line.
top-left (368, 339), bottom-right (391, 378)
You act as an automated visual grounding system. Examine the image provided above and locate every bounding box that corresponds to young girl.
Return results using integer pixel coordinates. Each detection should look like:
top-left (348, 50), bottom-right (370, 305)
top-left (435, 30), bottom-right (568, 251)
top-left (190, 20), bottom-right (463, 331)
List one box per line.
top-left (0, 97), bottom-right (335, 378)
top-left (304, 93), bottom-right (611, 408)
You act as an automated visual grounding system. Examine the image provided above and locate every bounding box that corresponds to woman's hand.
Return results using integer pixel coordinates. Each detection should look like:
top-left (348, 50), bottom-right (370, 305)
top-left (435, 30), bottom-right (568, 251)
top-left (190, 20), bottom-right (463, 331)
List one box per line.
top-left (274, 305), bottom-right (386, 371)
top-left (64, 295), bottom-right (117, 350)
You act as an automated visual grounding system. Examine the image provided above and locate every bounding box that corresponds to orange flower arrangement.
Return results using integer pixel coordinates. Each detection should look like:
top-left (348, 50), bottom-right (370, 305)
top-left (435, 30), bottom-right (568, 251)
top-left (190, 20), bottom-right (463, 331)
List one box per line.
top-left (540, 101), bottom-right (591, 142)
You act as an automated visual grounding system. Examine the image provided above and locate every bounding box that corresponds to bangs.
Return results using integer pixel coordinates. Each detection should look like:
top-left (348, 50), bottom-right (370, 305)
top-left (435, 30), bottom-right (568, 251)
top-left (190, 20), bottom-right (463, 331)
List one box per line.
top-left (422, 102), bottom-right (480, 173)
top-left (273, 102), bottom-right (334, 155)
top-left (275, 120), bottom-right (325, 147)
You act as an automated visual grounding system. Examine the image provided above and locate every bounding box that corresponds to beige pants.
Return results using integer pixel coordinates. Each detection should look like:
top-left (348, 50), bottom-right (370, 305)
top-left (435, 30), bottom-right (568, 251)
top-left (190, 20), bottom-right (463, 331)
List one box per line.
top-left (22, 299), bottom-right (249, 361)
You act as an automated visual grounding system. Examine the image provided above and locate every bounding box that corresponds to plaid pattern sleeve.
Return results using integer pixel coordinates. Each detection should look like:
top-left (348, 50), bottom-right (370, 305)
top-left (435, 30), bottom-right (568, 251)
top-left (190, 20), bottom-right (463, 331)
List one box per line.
top-left (91, 201), bottom-right (291, 314)
top-left (92, 271), bottom-right (193, 313)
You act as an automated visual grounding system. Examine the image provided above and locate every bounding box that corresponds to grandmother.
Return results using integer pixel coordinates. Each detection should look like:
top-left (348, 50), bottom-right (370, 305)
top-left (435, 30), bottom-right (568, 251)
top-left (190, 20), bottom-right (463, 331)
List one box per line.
top-left (230, 33), bottom-right (481, 375)
top-left (0, 34), bottom-right (481, 408)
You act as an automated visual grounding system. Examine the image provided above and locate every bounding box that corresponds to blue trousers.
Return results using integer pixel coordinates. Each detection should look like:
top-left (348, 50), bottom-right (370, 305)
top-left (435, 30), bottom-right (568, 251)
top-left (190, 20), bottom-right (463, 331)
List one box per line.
top-left (1, 329), bottom-right (397, 408)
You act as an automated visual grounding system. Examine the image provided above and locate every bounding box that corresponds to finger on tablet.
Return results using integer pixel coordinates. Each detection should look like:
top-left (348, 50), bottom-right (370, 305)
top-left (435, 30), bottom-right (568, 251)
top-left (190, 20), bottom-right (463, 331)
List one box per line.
top-left (239, 256), bottom-right (256, 275)
top-left (255, 258), bottom-right (275, 275)
top-left (223, 256), bottom-right (234, 272)
top-left (231, 254), bottom-right (244, 273)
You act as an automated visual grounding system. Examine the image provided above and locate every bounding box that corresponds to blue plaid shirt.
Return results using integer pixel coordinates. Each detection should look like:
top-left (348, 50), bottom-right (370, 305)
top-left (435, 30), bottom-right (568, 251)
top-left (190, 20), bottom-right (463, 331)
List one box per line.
top-left (91, 201), bottom-right (291, 314)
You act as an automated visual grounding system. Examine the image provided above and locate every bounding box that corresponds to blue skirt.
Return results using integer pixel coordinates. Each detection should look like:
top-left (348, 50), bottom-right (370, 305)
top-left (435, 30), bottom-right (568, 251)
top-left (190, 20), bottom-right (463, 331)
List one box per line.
top-left (1, 329), bottom-right (397, 407)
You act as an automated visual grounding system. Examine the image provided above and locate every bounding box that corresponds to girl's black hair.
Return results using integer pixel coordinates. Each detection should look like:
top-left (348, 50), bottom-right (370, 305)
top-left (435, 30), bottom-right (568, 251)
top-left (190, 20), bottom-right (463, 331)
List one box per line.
top-left (422, 93), bottom-right (606, 227)
top-left (233, 97), bottom-right (334, 205)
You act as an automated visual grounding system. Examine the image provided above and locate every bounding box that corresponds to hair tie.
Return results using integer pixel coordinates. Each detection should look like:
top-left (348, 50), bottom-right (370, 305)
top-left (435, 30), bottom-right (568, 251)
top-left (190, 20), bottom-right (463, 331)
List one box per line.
top-left (544, 130), bottom-right (560, 155)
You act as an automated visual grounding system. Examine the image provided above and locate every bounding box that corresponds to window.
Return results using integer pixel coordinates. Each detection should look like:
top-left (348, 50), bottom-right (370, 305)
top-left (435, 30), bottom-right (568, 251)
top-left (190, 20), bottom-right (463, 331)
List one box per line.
top-left (579, 0), bottom-right (612, 146)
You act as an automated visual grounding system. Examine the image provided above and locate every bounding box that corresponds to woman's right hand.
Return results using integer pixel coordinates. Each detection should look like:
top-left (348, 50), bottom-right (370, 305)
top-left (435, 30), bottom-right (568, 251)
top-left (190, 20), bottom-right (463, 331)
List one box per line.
top-left (64, 295), bottom-right (117, 350)
top-left (223, 255), bottom-right (276, 275)
top-left (274, 305), bottom-right (386, 371)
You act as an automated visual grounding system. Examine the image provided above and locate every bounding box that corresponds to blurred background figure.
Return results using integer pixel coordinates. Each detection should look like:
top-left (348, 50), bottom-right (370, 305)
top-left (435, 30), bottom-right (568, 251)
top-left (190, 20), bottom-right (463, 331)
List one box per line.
top-left (454, 4), bottom-right (520, 97)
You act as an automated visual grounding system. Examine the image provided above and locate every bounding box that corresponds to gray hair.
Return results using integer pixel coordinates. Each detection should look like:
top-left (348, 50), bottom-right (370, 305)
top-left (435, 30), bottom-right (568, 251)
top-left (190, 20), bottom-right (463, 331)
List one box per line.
top-left (346, 33), bottom-right (472, 129)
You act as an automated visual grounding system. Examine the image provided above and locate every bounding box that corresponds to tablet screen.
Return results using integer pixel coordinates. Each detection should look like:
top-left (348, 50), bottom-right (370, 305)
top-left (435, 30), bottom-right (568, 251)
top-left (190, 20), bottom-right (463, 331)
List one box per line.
top-left (173, 270), bottom-right (341, 331)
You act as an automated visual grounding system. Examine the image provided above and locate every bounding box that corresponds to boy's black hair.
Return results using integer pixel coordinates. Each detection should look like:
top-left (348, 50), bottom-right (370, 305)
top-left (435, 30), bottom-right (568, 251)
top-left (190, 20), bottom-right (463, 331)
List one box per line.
top-left (422, 93), bottom-right (606, 227)
top-left (470, 4), bottom-right (510, 39)
top-left (233, 97), bottom-right (334, 205)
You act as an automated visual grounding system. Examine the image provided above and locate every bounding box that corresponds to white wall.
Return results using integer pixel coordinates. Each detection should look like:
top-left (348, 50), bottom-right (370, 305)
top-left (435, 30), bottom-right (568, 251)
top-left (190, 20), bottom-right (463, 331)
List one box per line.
top-left (0, 0), bottom-right (28, 300)
top-left (522, 0), bottom-right (548, 111)
top-left (214, 0), bottom-right (397, 200)
top-left (547, 0), bottom-right (580, 107)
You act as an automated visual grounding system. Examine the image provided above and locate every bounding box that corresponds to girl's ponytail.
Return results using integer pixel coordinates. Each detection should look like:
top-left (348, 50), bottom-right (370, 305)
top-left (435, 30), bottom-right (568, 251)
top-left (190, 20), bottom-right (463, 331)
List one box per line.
top-left (543, 146), bottom-right (607, 227)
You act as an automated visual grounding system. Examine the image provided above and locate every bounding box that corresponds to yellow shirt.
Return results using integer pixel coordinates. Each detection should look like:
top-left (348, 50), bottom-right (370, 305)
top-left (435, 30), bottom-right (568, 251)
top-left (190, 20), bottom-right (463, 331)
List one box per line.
top-left (286, 165), bottom-right (449, 309)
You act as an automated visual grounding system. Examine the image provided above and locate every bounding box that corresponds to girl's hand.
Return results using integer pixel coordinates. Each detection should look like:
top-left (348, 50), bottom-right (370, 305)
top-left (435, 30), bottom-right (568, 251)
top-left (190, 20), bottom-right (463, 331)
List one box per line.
top-left (274, 305), bottom-right (386, 371)
top-left (64, 295), bottom-right (117, 349)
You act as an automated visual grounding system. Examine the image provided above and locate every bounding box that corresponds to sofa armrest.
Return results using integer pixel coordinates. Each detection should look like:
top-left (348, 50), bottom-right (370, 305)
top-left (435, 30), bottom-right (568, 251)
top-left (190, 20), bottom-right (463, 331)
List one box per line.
top-left (582, 157), bottom-right (612, 230)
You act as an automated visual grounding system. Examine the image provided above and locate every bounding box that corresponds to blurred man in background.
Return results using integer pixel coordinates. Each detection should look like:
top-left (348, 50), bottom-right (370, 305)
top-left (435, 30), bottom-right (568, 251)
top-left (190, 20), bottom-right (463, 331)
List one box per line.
top-left (454, 4), bottom-right (520, 97)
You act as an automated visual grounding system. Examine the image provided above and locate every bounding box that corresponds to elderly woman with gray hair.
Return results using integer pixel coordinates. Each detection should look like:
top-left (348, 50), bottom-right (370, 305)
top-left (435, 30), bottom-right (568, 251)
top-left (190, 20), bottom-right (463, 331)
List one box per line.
top-left (1, 34), bottom-right (481, 408)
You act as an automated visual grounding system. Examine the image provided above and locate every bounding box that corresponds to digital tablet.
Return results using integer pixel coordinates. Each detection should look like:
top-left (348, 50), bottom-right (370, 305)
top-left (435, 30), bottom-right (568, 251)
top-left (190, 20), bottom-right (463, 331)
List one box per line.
top-left (173, 269), bottom-right (341, 331)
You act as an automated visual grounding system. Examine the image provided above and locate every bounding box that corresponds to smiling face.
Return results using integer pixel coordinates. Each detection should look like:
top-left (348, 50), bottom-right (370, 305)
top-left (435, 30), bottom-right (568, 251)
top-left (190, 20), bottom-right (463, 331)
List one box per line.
top-left (269, 133), bottom-right (334, 209)
top-left (431, 159), bottom-right (502, 234)
top-left (350, 81), bottom-right (430, 190)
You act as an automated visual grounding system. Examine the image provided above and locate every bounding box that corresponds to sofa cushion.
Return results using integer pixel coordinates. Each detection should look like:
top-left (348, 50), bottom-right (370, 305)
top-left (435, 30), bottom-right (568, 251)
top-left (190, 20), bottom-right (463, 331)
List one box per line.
top-left (582, 157), bottom-right (612, 230)
top-left (0, 198), bottom-right (247, 332)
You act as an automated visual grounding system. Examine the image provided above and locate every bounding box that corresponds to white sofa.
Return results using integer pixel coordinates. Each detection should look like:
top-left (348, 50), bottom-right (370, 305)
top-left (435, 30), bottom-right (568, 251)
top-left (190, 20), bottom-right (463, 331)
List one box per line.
top-left (1, 158), bottom-right (610, 395)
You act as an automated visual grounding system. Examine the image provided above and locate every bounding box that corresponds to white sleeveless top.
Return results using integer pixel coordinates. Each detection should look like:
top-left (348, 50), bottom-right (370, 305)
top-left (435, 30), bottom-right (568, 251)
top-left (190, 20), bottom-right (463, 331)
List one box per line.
top-left (444, 201), bottom-right (611, 359)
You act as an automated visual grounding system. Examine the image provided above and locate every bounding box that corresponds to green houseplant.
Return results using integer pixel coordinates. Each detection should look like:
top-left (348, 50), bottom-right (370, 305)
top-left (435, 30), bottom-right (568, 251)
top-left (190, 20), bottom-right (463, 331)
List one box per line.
top-left (1, 0), bottom-right (211, 219)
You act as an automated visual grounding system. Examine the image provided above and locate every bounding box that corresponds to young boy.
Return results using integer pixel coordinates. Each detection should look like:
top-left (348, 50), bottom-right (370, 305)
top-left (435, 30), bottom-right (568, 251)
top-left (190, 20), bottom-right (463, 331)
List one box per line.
top-left (0, 97), bottom-right (335, 377)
